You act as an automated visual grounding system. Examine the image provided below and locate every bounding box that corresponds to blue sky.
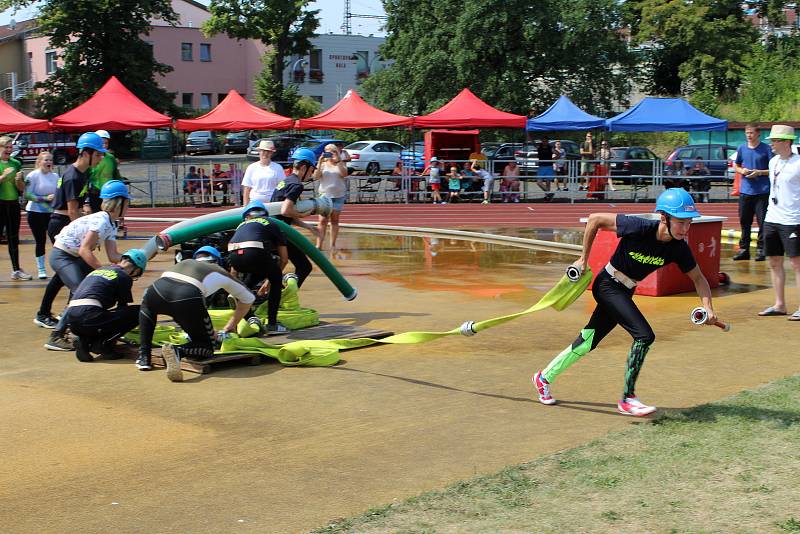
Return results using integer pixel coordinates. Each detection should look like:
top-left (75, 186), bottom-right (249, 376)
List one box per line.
top-left (0, 0), bottom-right (386, 36)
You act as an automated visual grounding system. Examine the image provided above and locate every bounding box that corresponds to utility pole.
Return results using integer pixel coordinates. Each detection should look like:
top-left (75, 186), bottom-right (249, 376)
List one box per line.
top-left (341, 0), bottom-right (387, 35)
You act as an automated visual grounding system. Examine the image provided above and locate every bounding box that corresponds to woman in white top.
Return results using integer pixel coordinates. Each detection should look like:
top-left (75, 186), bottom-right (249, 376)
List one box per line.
top-left (314, 143), bottom-right (348, 251)
top-left (24, 152), bottom-right (59, 279)
top-left (43, 179), bottom-right (131, 351)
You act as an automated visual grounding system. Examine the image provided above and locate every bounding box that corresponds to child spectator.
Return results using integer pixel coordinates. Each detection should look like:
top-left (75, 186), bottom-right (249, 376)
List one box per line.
top-left (447, 166), bottom-right (461, 203)
top-left (423, 157), bottom-right (444, 204)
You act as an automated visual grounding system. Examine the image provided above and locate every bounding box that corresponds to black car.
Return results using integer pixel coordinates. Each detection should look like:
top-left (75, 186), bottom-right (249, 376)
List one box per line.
top-left (608, 146), bottom-right (660, 184)
top-left (515, 139), bottom-right (580, 175)
top-left (223, 131), bottom-right (258, 154)
top-left (246, 134), bottom-right (316, 163)
top-left (185, 131), bottom-right (222, 155)
top-left (482, 143), bottom-right (524, 174)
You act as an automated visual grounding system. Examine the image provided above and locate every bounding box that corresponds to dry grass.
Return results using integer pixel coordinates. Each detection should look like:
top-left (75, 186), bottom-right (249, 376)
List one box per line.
top-left (314, 377), bottom-right (800, 533)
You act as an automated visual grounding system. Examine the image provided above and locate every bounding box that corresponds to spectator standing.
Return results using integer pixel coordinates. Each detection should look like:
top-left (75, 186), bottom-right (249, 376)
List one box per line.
top-left (471, 160), bottom-right (495, 204)
top-left (734, 124), bottom-right (771, 261)
top-left (242, 140), bottom-right (284, 205)
top-left (500, 161), bottom-right (520, 203)
top-left (424, 157), bottom-right (444, 204)
top-left (447, 166), bottom-right (461, 203)
top-left (536, 137), bottom-right (555, 201)
top-left (24, 152), bottom-right (59, 279)
top-left (87, 130), bottom-right (121, 213)
top-left (553, 140), bottom-right (566, 191)
top-left (0, 135), bottom-right (29, 280)
top-left (579, 132), bottom-right (595, 191)
top-left (314, 143), bottom-right (348, 251)
top-left (758, 125), bottom-right (800, 320)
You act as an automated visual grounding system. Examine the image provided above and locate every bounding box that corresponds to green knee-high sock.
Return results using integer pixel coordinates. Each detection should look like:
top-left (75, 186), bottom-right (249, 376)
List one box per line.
top-left (623, 339), bottom-right (651, 399)
top-left (542, 329), bottom-right (595, 383)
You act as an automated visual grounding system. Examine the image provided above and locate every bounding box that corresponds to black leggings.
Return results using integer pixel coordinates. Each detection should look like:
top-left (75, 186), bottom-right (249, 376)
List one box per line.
top-left (0, 199), bottom-right (21, 271)
top-left (27, 211), bottom-right (51, 257)
top-left (48, 249), bottom-right (94, 334)
top-left (67, 305), bottom-right (140, 345)
top-left (576, 269), bottom-right (655, 398)
top-left (138, 278), bottom-right (216, 360)
top-left (287, 241), bottom-right (312, 287)
top-left (228, 247), bottom-right (282, 324)
top-left (38, 214), bottom-right (71, 317)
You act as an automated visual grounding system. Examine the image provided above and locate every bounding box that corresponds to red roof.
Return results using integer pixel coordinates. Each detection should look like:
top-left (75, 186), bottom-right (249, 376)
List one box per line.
top-left (175, 90), bottom-right (292, 131)
top-left (413, 89), bottom-right (526, 129)
top-left (0, 99), bottom-right (49, 132)
top-left (51, 76), bottom-right (172, 131)
top-left (295, 89), bottom-right (412, 130)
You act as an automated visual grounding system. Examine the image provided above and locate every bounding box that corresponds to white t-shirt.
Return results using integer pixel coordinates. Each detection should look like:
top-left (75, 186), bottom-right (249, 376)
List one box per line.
top-left (242, 160), bottom-right (285, 202)
top-left (429, 166), bottom-right (441, 184)
top-left (765, 154), bottom-right (800, 225)
top-left (317, 162), bottom-right (347, 198)
top-left (25, 169), bottom-right (59, 213)
top-left (55, 211), bottom-right (117, 252)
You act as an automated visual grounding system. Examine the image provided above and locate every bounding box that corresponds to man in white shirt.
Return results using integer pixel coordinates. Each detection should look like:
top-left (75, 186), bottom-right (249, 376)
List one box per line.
top-left (242, 140), bottom-right (285, 205)
top-left (759, 125), bottom-right (800, 320)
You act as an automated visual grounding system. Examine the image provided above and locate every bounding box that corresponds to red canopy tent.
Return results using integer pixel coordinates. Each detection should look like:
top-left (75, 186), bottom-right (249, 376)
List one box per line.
top-left (413, 88), bottom-right (526, 129)
top-left (0, 99), bottom-right (49, 132)
top-left (175, 89), bottom-right (293, 131)
top-left (295, 89), bottom-right (412, 129)
top-left (51, 76), bottom-right (172, 131)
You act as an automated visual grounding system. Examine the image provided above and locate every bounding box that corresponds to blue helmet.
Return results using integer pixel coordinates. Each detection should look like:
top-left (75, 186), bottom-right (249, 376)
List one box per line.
top-left (290, 147), bottom-right (317, 167)
top-left (77, 132), bottom-right (108, 153)
top-left (655, 188), bottom-right (700, 219)
top-left (121, 249), bottom-right (147, 272)
top-left (193, 245), bottom-right (222, 264)
top-left (99, 179), bottom-right (130, 199)
top-left (242, 200), bottom-right (267, 219)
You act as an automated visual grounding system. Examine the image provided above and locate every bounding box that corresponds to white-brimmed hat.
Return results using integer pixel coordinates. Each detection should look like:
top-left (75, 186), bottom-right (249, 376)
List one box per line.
top-left (767, 124), bottom-right (796, 141)
top-left (257, 140), bottom-right (276, 151)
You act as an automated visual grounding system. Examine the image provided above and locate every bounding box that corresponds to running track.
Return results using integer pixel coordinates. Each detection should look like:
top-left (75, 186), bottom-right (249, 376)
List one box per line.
top-left (19, 202), bottom-right (742, 236)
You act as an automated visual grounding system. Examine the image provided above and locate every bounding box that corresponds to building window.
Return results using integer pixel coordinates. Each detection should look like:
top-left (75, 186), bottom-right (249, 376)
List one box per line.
top-left (309, 49), bottom-right (323, 83)
top-left (218, 93), bottom-right (227, 104)
top-left (200, 43), bottom-right (211, 62)
top-left (45, 51), bottom-right (58, 74)
top-left (200, 93), bottom-right (212, 109)
top-left (182, 93), bottom-right (193, 108)
top-left (181, 43), bottom-right (193, 61)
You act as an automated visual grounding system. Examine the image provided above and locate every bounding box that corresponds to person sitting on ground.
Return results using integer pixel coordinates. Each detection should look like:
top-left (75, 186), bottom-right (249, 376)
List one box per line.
top-left (471, 160), bottom-right (495, 204)
top-left (501, 161), bottom-right (521, 203)
top-left (687, 156), bottom-right (711, 203)
top-left (183, 166), bottom-right (200, 203)
top-left (227, 201), bottom-right (289, 335)
top-left (135, 247), bottom-right (255, 382)
top-left (65, 249), bottom-right (146, 362)
top-left (446, 166), bottom-right (461, 203)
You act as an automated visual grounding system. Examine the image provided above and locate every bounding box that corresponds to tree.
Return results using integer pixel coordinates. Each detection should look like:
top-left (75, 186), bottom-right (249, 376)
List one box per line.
top-left (0, 0), bottom-right (179, 117)
top-left (202, 0), bottom-right (318, 116)
top-left (362, 0), bottom-right (634, 118)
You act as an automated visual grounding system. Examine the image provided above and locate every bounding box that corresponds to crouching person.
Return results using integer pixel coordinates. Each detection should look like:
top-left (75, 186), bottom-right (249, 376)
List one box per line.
top-left (135, 246), bottom-right (254, 382)
top-left (65, 249), bottom-right (147, 362)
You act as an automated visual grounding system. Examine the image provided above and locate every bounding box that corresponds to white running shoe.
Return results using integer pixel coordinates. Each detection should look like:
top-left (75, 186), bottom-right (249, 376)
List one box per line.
top-left (532, 371), bottom-right (556, 405)
top-left (617, 397), bottom-right (657, 416)
top-left (11, 270), bottom-right (33, 281)
top-left (161, 343), bottom-right (183, 382)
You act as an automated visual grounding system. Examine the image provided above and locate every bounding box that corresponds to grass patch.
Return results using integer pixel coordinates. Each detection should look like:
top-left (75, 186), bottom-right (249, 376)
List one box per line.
top-left (313, 376), bottom-right (800, 533)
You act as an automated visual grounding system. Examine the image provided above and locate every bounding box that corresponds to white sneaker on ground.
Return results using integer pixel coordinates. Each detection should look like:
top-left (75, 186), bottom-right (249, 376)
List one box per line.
top-left (162, 343), bottom-right (183, 382)
top-left (11, 270), bottom-right (33, 281)
top-left (532, 371), bottom-right (556, 405)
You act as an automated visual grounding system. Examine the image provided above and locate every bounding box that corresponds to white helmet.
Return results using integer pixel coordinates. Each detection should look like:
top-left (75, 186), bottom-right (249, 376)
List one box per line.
top-left (95, 129), bottom-right (111, 139)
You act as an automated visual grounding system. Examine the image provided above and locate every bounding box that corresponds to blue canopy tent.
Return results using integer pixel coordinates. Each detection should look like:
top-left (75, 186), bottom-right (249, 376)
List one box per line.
top-left (605, 97), bottom-right (727, 132)
top-left (526, 95), bottom-right (606, 131)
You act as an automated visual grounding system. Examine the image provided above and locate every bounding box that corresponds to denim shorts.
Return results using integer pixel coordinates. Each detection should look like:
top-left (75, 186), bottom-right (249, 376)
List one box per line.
top-left (328, 196), bottom-right (346, 212)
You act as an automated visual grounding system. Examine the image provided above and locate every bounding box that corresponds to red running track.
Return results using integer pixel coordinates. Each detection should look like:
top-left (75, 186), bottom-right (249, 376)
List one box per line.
top-left (19, 202), bottom-right (741, 236)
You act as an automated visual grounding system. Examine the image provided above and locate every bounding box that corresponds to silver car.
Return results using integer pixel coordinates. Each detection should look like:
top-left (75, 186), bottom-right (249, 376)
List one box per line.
top-left (344, 140), bottom-right (404, 175)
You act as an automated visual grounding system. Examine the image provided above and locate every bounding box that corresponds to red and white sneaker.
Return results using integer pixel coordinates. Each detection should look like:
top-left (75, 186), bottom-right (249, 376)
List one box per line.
top-left (617, 397), bottom-right (657, 417)
top-left (532, 371), bottom-right (556, 405)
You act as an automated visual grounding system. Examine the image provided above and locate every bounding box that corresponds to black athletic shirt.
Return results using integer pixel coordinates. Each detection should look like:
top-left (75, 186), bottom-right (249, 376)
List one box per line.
top-left (52, 165), bottom-right (88, 211)
top-left (269, 174), bottom-right (304, 224)
top-left (229, 217), bottom-right (287, 250)
top-left (72, 265), bottom-right (133, 309)
top-left (610, 214), bottom-right (696, 281)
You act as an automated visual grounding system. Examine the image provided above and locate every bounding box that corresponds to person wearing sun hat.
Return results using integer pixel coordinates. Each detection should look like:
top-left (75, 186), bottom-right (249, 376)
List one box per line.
top-left (242, 139), bottom-right (284, 205)
top-left (758, 124), bottom-right (800, 320)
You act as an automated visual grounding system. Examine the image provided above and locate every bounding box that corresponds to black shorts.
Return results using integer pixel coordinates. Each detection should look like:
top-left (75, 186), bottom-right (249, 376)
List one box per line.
top-left (764, 222), bottom-right (800, 257)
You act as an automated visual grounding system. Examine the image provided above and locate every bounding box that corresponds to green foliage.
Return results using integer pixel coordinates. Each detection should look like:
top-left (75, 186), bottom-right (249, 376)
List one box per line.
top-left (5, 0), bottom-right (180, 117)
top-left (363, 0), bottom-right (634, 117)
top-left (203, 0), bottom-right (319, 115)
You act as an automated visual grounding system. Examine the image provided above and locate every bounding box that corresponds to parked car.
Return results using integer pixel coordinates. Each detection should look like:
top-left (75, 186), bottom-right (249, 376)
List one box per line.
top-left (515, 139), bottom-right (580, 175)
top-left (482, 143), bottom-right (524, 174)
top-left (607, 146), bottom-right (660, 184)
top-left (288, 138), bottom-right (346, 162)
top-left (725, 143), bottom-right (800, 180)
top-left (223, 131), bottom-right (257, 154)
top-left (400, 141), bottom-right (425, 171)
top-left (344, 140), bottom-right (404, 175)
top-left (12, 132), bottom-right (78, 165)
top-left (185, 131), bottom-right (222, 155)
top-left (664, 144), bottom-right (736, 180)
top-left (246, 134), bottom-right (315, 163)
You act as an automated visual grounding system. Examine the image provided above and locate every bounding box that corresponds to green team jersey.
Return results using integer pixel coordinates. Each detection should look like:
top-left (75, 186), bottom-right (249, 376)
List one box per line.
top-left (89, 152), bottom-right (119, 190)
top-left (0, 157), bottom-right (23, 201)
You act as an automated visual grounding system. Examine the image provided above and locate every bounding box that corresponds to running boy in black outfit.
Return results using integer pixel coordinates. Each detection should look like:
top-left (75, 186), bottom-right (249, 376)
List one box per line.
top-left (533, 188), bottom-right (720, 416)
